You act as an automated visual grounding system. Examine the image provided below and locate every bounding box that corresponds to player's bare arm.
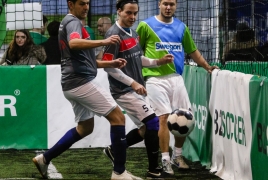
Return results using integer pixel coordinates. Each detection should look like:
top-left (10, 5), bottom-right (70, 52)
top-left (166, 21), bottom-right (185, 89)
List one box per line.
top-left (157, 54), bottom-right (174, 65)
top-left (68, 35), bottom-right (121, 50)
top-left (189, 50), bottom-right (219, 73)
top-left (96, 59), bottom-right (127, 69)
top-left (141, 54), bottom-right (173, 67)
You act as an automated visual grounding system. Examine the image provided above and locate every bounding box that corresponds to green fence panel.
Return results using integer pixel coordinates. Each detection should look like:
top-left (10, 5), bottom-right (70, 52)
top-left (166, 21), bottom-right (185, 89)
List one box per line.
top-left (182, 65), bottom-right (212, 167)
top-left (249, 75), bottom-right (268, 180)
top-left (0, 66), bottom-right (47, 149)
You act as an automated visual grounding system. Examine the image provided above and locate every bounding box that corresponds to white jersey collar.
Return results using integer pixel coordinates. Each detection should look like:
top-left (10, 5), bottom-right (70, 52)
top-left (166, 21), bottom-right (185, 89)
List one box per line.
top-left (154, 16), bottom-right (174, 24)
top-left (116, 21), bottom-right (132, 36)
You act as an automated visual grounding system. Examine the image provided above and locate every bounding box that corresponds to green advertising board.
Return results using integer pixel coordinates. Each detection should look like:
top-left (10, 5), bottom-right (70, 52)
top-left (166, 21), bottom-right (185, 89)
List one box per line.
top-left (249, 75), bottom-right (268, 180)
top-left (182, 65), bottom-right (212, 167)
top-left (0, 66), bottom-right (47, 149)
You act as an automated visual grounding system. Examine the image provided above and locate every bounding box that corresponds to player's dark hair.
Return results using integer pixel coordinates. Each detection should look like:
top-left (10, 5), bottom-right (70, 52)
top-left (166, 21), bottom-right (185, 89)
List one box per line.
top-left (66, 0), bottom-right (78, 9)
top-left (116, 0), bottom-right (138, 10)
top-left (67, 0), bottom-right (77, 3)
top-left (159, 0), bottom-right (178, 3)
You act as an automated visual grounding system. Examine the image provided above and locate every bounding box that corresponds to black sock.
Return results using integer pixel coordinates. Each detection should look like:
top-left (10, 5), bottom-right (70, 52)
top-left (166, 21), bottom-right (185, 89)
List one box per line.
top-left (126, 128), bottom-right (144, 147)
top-left (44, 127), bottom-right (82, 164)
top-left (144, 129), bottom-right (159, 171)
top-left (110, 128), bottom-right (143, 151)
top-left (111, 125), bottom-right (126, 174)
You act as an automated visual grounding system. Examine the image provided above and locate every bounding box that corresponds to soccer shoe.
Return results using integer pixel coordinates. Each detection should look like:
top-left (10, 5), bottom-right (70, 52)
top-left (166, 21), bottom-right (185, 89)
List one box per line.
top-left (32, 154), bottom-right (48, 179)
top-left (111, 170), bottom-right (143, 180)
top-left (171, 155), bottom-right (189, 169)
top-left (103, 145), bottom-right (114, 166)
top-left (162, 159), bottom-right (174, 175)
top-left (146, 168), bottom-right (176, 179)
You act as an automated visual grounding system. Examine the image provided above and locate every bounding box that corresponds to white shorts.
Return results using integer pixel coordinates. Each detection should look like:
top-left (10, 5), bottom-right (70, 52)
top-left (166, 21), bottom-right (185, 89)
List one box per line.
top-left (116, 91), bottom-right (155, 128)
top-left (146, 73), bottom-right (191, 116)
top-left (63, 78), bottom-right (117, 122)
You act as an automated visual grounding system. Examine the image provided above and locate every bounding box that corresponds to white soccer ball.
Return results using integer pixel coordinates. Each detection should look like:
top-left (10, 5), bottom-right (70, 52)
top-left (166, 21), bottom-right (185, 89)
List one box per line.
top-left (167, 108), bottom-right (195, 137)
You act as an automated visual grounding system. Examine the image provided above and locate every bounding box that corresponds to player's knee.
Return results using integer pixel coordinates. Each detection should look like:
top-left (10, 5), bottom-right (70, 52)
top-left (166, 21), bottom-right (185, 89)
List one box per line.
top-left (106, 106), bottom-right (125, 125)
top-left (113, 112), bottom-right (125, 125)
top-left (138, 125), bottom-right (146, 138)
top-left (85, 126), bottom-right (94, 135)
top-left (77, 120), bottom-right (94, 137)
top-left (142, 114), bottom-right (159, 131)
top-left (159, 114), bottom-right (169, 127)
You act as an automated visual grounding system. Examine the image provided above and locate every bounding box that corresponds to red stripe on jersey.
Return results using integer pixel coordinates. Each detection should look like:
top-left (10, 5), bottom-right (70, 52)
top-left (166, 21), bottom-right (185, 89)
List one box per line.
top-left (120, 37), bottom-right (137, 52)
top-left (82, 27), bottom-right (90, 39)
top-left (59, 40), bottom-right (67, 50)
top-left (70, 32), bottom-right (81, 40)
top-left (102, 53), bottom-right (114, 61)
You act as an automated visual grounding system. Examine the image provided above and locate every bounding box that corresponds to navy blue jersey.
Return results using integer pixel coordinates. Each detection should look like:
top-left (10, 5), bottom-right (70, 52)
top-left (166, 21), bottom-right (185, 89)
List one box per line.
top-left (103, 22), bottom-right (144, 99)
top-left (59, 14), bottom-right (97, 91)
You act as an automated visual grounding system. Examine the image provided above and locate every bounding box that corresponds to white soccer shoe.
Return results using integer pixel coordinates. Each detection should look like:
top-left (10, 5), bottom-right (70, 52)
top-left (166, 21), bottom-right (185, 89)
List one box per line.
top-left (111, 170), bottom-right (143, 180)
top-left (171, 155), bottom-right (190, 169)
top-left (162, 159), bottom-right (174, 175)
top-left (32, 154), bottom-right (48, 179)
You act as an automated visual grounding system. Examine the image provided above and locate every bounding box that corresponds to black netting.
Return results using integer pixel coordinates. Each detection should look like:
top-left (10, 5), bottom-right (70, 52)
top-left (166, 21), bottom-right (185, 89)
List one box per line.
top-left (0, 0), bottom-right (268, 76)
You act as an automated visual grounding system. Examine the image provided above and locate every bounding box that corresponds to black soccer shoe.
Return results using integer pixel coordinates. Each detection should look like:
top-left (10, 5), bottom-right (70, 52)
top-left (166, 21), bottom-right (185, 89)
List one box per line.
top-left (146, 168), bottom-right (176, 180)
top-left (103, 145), bottom-right (114, 166)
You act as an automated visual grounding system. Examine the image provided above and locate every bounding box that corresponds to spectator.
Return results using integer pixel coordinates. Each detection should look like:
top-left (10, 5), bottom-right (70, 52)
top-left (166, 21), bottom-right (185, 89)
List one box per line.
top-left (81, 19), bottom-right (95, 40)
top-left (223, 22), bottom-right (258, 63)
top-left (0, 29), bottom-right (46, 65)
top-left (41, 21), bottom-right (61, 65)
top-left (30, 15), bottom-right (48, 45)
top-left (97, 17), bottom-right (112, 37)
top-left (96, 17), bottom-right (112, 59)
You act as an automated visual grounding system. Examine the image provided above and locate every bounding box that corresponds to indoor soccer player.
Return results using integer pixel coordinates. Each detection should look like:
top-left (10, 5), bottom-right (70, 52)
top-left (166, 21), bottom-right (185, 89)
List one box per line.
top-left (32, 0), bottom-right (142, 179)
top-left (102, 0), bottom-right (175, 179)
top-left (136, 0), bottom-right (218, 176)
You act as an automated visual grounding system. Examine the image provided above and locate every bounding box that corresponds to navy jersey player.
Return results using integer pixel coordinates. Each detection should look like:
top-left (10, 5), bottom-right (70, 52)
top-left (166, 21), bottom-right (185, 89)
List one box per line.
top-left (32, 0), bottom-right (142, 179)
top-left (102, 0), bottom-right (174, 179)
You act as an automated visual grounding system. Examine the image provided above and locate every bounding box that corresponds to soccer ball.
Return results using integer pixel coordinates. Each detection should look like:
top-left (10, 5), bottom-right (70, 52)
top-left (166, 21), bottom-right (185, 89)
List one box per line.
top-left (167, 108), bottom-right (195, 137)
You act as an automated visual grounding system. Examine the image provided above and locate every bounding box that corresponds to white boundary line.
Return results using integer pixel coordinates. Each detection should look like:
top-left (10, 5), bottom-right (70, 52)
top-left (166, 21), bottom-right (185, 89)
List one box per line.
top-left (35, 151), bottom-right (63, 179)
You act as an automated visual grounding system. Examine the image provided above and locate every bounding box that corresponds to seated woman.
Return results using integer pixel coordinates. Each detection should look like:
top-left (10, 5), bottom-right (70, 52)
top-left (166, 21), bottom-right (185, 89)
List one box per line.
top-left (0, 29), bottom-right (46, 65)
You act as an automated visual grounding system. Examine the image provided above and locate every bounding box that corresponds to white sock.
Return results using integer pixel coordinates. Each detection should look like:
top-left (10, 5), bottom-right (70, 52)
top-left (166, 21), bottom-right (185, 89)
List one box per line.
top-left (161, 152), bottom-right (170, 162)
top-left (173, 147), bottom-right (182, 157)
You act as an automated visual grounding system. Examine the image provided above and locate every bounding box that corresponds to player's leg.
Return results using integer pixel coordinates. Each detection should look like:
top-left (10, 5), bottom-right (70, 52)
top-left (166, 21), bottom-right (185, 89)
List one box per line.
top-left (103, 119), bottom-right (144, 167)
top-left (103, 92), bottom-right (148, 157)
top-left (42, 119), bottom-right (94, 162)
top-left (170, 75), bottom-right (191, 169)
top-left (158, 114), bottom-right (174, 173)
top-left (104, 92), bottom-right (156, 167)
top-left (145, 76), bottom-right (175, 176)
top-left (32, 82), bottom-right (97, 179)
top-left (81, 81), bottom-right (141, 179)
top-left (119, 93), bottom-right (160, 175)
top-left (118, 94), bottom-right (160, 172)
top-left (105, 106), bottom-right (142, 180)
top-left (172, 136), bottom-right (188, 169)
top-left (115, 91), bottom-right (175, 179)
